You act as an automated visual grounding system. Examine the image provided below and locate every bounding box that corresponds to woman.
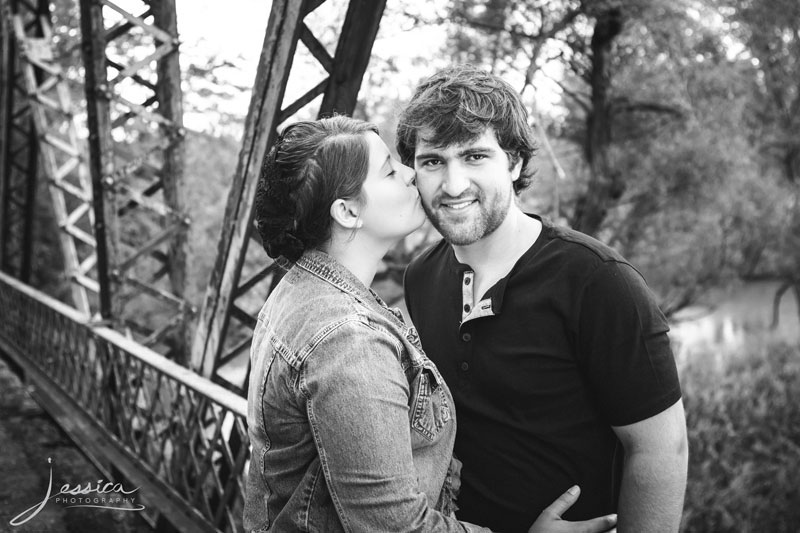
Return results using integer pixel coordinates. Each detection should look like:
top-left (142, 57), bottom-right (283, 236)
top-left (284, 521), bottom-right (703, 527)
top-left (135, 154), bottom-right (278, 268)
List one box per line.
top-left (244, 116), bottom-right (617, 532)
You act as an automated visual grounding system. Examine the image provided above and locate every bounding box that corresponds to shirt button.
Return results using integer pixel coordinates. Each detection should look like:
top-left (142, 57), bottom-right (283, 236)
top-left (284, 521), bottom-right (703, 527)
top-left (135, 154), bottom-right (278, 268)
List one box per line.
top-left (464, 277), bottom-right (471, 285)
top-left (463, 304), bottom-right (471, 312)
top-left (460, 362), bottom-right (469, 371)
top-left (461, 333), bottom-right (471, 342)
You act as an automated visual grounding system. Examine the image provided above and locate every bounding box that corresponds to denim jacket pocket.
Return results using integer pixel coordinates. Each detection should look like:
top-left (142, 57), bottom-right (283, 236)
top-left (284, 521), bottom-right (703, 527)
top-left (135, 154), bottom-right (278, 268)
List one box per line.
top-left (410, 366), bottom-right (452, 442)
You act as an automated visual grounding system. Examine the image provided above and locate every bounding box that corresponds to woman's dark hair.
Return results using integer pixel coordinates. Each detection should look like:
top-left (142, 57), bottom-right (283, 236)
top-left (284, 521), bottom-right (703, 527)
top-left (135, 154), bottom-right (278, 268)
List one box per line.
top-left (396, 64), bottom-right (538, 195)
top-left (254, 115), bottom-right (378, 262)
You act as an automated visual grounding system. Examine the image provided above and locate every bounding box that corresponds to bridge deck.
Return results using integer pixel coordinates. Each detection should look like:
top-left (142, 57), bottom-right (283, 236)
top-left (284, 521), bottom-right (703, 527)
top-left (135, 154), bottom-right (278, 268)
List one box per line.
top-left (0, 273), bottom-right (248, 532)
top-left (0, 356), bottom-right (152, 532)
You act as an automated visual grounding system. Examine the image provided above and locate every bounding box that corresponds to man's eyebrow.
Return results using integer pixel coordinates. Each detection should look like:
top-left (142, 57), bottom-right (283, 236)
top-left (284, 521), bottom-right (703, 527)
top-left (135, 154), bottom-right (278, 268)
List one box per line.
top-left (415, 145), bottom-right (495, 161)
top-left (414, 150), bottom-right (440, 161)
top-left (458, 145), bottom-right (494, 155)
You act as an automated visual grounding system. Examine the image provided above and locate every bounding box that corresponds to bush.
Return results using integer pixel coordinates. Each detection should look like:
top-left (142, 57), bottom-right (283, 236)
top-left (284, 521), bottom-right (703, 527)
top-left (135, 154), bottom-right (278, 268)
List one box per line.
top-left (680, 342), bottom-right (800, 532)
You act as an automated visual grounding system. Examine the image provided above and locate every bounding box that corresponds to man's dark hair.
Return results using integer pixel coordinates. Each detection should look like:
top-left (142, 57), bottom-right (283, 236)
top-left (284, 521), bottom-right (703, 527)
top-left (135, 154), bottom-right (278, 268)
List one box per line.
top-left (396, 64), bottom-right (538, 195)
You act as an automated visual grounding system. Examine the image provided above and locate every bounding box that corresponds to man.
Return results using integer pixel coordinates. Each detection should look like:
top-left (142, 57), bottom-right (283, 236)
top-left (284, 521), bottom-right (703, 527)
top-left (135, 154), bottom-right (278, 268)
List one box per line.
top-left (397, 64), bottom-right (688, 533)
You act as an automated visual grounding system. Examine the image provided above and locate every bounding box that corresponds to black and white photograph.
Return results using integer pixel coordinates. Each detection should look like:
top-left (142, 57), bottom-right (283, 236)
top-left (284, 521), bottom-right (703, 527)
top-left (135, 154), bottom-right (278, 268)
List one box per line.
top-left (0, 0), bottom-right (797, 532)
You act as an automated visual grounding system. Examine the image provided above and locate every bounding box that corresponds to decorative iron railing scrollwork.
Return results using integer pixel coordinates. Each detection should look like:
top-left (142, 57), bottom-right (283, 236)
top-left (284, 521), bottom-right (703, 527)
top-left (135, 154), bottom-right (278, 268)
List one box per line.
top-left (0, 271), bottom-right (249, 533)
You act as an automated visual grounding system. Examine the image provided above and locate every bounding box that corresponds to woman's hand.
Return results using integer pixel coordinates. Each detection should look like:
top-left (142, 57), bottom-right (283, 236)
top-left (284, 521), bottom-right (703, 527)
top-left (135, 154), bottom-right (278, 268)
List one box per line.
top-left (528, 486), bottom-right (617, 533)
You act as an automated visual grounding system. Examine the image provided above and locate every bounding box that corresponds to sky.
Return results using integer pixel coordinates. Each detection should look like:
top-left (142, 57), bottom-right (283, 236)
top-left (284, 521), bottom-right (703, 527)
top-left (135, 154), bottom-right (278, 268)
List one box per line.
top-left (175, 0), bottom-right (272, 132)
top-left (173, 0), bottom-right (564, 135)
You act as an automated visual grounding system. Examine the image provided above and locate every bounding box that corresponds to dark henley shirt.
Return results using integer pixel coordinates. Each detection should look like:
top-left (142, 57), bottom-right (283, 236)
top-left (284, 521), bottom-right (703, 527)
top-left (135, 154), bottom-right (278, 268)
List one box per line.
top-left (404, 215), bottom-right (682, 532)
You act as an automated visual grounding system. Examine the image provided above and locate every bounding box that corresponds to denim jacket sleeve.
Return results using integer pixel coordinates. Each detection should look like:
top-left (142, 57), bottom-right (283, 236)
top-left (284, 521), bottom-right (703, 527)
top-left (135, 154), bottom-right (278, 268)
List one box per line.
top-left (301, 318), bottom-right (491, 533)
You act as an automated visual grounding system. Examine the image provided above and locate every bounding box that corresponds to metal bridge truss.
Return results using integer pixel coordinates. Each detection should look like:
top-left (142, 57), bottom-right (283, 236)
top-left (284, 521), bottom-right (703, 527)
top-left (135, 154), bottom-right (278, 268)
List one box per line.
top-left (0, 0), bottom-right (48, 284)
top-left (0, 0), bottom-right (387, 531)
top-left (0, 0), bottom-right (190, 357)
top-left (79, 0), bottom-right (190, 356)
top-left (191, 0), bottom-right (386, 395)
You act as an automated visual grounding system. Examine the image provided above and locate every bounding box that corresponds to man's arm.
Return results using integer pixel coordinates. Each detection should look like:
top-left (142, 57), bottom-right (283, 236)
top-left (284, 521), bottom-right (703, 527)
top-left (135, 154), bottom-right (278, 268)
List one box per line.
top-left (612, 398), bottom-right (688, 532)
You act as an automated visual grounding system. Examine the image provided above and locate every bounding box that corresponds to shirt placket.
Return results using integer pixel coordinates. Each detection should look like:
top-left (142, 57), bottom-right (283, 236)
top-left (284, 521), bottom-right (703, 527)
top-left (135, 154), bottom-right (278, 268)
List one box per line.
top-left (458, 271), bottom-right (496, 382)
top-left (461, 271), bottom-right (495, 325)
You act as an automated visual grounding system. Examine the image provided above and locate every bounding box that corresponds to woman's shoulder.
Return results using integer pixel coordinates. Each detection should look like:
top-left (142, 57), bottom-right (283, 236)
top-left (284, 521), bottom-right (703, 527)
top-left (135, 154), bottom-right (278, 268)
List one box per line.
top-left (263, 278), bottom-right (402, 368)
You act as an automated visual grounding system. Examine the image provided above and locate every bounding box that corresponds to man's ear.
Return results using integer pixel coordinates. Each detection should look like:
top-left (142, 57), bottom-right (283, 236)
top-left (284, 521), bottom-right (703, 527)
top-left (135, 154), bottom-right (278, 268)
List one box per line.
top-left (330, 199), bottom-right (363, 229)
top-left (511, 157), bottom-right (523, 182)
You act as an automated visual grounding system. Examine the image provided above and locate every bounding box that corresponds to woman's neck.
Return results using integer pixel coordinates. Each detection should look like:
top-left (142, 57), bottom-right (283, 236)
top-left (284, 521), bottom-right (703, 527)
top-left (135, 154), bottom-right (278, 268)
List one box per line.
top-left (323, 235), bottom-right (393, 289)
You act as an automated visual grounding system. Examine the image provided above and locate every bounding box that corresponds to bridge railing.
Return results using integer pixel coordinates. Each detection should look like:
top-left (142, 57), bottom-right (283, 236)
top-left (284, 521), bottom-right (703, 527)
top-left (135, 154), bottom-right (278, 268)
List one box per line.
top-left (0, 272), bottom-right (249, 533)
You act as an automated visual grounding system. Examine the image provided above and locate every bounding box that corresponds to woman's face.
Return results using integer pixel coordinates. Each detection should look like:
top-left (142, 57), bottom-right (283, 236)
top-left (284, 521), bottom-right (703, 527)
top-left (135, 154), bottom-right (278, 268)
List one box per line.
top-left (356, 132), bottom-right (426, 243)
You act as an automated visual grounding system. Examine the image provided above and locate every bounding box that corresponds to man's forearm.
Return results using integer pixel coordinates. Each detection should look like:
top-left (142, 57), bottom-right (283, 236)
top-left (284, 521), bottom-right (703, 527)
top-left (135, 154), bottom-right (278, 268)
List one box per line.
top-left (617, 448), bottom-right (688, 532)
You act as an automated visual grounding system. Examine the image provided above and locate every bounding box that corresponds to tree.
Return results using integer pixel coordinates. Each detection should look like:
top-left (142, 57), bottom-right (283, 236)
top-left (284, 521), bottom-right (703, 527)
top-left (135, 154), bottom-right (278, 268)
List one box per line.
top-left (431, 0), bottom-right (797, 316)
top-left (712, 0), bottom-right (800, 326)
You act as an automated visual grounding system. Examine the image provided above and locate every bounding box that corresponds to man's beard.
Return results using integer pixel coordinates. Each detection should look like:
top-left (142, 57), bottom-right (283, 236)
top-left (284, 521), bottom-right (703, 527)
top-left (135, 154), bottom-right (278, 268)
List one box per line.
top-left (422, 189), bottom-right (511, 246)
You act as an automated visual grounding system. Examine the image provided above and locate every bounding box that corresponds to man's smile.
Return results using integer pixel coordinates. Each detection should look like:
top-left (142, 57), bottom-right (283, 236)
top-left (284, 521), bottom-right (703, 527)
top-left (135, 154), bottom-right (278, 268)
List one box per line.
top-left (439, 198), bottom-right (478, 211)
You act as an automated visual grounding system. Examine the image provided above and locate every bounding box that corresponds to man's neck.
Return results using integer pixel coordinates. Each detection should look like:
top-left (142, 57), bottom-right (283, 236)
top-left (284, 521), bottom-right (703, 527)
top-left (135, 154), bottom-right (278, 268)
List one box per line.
top-left (453, 208), bottom-right (540, 268)
top-left (453, 208), bottom-right (541, 301)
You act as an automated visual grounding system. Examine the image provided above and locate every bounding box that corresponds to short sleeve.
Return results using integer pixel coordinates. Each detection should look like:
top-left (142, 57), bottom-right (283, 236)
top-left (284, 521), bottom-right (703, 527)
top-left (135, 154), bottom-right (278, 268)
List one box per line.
top-left (576, 261), bottom-right (682, 426)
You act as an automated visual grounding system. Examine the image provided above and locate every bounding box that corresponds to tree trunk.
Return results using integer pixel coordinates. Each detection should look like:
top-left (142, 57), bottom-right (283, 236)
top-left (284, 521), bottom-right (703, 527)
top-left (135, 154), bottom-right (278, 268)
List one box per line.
top-left (571, 7), bottom-right (624, 236)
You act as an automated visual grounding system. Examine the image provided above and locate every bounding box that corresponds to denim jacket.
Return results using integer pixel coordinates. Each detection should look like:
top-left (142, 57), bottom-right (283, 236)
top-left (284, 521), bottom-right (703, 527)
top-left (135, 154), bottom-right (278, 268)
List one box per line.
top-left (245, 250), bottom-right (489, 532)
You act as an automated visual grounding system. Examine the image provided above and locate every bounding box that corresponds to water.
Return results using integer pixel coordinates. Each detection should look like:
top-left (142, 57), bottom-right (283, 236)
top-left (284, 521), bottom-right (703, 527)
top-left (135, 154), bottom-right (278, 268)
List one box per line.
top-left (669, 280), bottom-right (800, 363)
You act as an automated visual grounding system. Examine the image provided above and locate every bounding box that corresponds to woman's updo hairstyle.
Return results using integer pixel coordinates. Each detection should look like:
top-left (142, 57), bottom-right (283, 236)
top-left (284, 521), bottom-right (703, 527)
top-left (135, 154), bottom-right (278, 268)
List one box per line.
top-left (255, 115), bottom-right (379, 262)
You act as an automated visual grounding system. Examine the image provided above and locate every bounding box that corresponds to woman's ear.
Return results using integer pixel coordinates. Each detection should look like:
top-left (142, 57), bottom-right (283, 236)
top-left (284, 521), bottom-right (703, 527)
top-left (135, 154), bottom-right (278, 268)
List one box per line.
top-left (330, 199), bottom-right (363, 229)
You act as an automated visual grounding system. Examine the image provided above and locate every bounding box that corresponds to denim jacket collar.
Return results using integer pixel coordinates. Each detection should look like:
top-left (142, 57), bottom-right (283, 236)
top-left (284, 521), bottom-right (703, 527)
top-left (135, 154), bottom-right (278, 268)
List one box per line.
top-left (295, 249), bottom-right (376, 305)
top-left (295, 249), bottom-right (408, 331)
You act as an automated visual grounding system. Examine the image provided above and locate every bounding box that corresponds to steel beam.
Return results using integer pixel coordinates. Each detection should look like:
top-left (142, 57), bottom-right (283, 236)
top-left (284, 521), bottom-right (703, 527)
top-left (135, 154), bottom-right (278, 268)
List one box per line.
top-left (191, 0), bottom-right (386, 394)
top-left (0, 10), bottom-right (38, 282)
top-left (78, 0), bottom-right (190, 359)
top-left (0, 1), bottom-right (50, 284)
top-left (79, 0), bottom-right (115, 319)
top-left (2, 0), bottom-right (94, 313)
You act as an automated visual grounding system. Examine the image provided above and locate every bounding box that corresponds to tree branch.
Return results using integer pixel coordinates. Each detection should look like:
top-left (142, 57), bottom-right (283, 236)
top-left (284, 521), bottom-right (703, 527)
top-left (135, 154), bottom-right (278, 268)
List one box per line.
top-left (453, 6), bottom-right (583, 44)
top-left (545, 73), bottom-right (591, 113)
top-left (609, 97), bottom-right (687, 118)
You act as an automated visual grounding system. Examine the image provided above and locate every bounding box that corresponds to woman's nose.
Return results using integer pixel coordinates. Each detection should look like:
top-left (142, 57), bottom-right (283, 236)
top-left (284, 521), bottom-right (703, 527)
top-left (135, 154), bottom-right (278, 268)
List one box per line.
top-left (402, 166), bottom-right (417, 187)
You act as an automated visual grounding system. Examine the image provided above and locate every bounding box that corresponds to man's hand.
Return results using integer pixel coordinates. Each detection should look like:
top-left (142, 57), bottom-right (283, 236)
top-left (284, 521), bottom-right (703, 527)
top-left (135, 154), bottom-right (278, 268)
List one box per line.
top-left (528, 485), bottom-right (617, 533)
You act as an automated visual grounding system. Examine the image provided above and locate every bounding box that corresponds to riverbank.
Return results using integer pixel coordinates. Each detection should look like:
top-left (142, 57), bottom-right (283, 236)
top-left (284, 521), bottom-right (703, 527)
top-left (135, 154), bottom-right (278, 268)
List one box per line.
top-left (670, 280), bottom-right (800, 362)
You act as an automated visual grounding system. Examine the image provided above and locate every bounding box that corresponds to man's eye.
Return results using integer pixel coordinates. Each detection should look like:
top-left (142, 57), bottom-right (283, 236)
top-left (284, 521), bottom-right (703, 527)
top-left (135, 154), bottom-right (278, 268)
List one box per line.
top-left (467, 154), bottom-right (487, 161)
top-left (420, 159), bottom-right (441, 167)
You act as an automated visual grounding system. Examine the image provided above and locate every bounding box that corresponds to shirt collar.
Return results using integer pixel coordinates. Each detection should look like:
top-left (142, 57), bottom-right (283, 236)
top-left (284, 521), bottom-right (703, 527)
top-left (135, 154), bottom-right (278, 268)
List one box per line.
top-left (444, 213), bottom-right (548, 315)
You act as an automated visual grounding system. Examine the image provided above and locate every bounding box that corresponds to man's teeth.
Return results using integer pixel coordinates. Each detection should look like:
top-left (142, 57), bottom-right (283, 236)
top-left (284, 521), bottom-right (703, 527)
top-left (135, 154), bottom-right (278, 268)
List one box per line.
top-left (444, 200), bottom-right (474, 210)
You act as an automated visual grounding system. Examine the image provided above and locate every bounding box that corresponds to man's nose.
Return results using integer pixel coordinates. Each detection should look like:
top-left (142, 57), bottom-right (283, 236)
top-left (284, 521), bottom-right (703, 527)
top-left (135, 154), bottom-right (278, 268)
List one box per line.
top-left (441, 164), bottom-right (470, 197)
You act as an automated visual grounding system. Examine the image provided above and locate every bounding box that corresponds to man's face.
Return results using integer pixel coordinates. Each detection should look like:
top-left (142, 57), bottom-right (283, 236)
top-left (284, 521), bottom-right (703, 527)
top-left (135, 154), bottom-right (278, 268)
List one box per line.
top-left (413, 127), bottom-right (521, 246)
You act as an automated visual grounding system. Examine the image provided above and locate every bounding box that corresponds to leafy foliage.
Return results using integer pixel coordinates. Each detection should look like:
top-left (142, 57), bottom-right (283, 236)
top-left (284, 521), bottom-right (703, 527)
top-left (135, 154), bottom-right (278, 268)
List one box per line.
top-left (680, 342), bottom-right (800, 532)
